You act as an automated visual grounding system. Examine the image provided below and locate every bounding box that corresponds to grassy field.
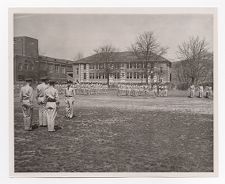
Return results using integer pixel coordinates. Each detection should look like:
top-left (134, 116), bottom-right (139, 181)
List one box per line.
top-left (14, 91), bottom-right (213, 172)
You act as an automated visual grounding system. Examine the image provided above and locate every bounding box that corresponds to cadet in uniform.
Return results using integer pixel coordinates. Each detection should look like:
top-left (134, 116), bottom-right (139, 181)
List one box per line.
top-left (36, 77), bottom-right (49, 127)
top-left (65, 80), bottom-right (76, 119)
top-left (19, 78), bottom-right (34, 131)
top-left (44, 80), bottom-right (59, 132)
top-left (190, 84), bottom-right (195, 98)
top-left (198, 85), bottom-right (204, 98)
top-left (164, 85), bottom-right (168, 97)
top-left (153, 84), bottom-right (158, 97)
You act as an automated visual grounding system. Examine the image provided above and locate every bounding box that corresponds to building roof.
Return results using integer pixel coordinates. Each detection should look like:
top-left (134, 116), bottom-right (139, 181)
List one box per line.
top-left (39, 55), bottom-right (73, 65)
top-left (73, 51), bottom-right (171, 64)
top-left (14, 36), bottom-right (38, 41)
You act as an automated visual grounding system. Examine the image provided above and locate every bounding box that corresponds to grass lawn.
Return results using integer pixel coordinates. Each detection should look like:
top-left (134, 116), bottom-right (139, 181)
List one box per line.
top-left (14, 93), bottom-right (213, 172)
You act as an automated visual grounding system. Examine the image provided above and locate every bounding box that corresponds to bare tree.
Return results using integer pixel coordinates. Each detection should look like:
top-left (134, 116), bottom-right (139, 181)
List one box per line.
top-left (131, 31), bottom-right (168, 84)
top-left (94, 44), bottom-right (116, 87)
top-left (73, 52), bottom-right (84, 61)
top-left (177, 36), bottom-right (212, 85)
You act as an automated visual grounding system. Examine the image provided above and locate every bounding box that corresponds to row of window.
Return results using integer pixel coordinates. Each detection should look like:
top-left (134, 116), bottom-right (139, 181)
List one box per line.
top-left (18, 63), bottom-right (34, 71)
top-left (49, 65), bottom-right (66, 74)
top-left (86, 63), bottom-right (124, 70)
top-left (126, 72), bottom-right (146, 79)
top-left (18, 63), bottom-right (66, 74)
top-left (83, 63), bottom-right (165, 71)
top-left (83, 72), bottom-right (153, 80)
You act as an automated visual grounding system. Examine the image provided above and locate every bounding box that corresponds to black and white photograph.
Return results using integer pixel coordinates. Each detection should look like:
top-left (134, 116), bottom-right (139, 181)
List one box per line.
top-left (10, 8), bottom-right (216, 177)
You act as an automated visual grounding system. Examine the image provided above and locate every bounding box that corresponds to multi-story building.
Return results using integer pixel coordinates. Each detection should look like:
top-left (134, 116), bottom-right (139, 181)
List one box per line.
top-left (72, 51), bottom-right (172, 84)
top-left (14, 36), bottom-right (73, 82)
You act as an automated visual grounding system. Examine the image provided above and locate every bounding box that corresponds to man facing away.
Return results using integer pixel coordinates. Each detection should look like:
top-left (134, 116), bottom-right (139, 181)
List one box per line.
top-left (36, 77), bottom-right (49, 127)
top-left (19, 78), bottom-right (34, 131)
top-left (65, 80), bottom-right (75, 119)
top-left (44, 80), bottom-right (59, 132)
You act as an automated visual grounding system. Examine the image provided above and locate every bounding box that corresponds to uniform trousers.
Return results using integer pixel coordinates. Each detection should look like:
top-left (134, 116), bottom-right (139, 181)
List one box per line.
top-left (37, 97), bottom-right (47, 126)
top-left (65, 97), bottom-right (74, 118)
top-left (21, 100), bottom-right (33, 130)
top-left (46, 102), bottom-right (57, 131)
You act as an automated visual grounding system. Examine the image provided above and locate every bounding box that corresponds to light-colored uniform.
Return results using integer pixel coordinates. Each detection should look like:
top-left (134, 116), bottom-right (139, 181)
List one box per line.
top-left (20, 84), bottom-right (34, 130)
top-left (190, 85), bottom-right (195, 98)
top-left (36, 82), bottom-right (49, 126)
top-left (199, 86), bottom-right (203, 98)
top-left (164, 85), bottom-right (168, 97)
top-left (65, 86), bottom-right (75, 118)
top-left (153, 85), bottom-right (157, 96)
top-left (44, 86), bottom-right (59, 131)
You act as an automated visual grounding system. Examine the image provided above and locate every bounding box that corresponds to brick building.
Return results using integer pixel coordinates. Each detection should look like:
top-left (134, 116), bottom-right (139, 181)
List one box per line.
top-left (72, 51), bottom-right (172, 84)
top-left (14, 36), bottom-right (73, 82)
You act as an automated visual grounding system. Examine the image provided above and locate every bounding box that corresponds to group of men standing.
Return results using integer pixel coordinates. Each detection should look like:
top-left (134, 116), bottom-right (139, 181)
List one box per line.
top-left (189, 84), bottom-right (213, 98)
top-left (19, 77), bottom-right (75, 132)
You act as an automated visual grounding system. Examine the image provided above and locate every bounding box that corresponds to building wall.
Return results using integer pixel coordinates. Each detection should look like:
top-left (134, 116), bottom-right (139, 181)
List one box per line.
top-left (14, 55), bottom-right (39, 81)
top-left (73, 61), bottom-right (171, 83)
top-left (14, 37), bottom-right (39, 58)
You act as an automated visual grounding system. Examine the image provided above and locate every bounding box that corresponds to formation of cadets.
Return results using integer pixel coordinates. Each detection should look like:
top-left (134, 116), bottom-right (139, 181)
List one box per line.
top-left (55, 83), bottom-right (108, 95)
top-left (189, 84), bottom-right (213, 98)
top-left (117, 83), bottom-right (168, 97)
top-left (19, 77), bottom-right (213, 132)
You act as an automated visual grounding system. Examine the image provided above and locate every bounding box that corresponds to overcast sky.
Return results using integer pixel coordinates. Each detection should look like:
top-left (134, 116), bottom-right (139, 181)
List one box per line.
top-left (14, 14), bottom-right (213, 61)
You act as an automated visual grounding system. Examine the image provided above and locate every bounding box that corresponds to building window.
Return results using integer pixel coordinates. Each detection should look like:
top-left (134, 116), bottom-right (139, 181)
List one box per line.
top-left (76, 68), bottom-right (79, 75)
top-left (134, 72), bottom-right (137, 79)
top-left (89, 73), bottom-right (94, 79)
top-left (130, 63), bottom-right (132, 69)
top-left (55, 65), bottom-right (59, 73)
top-left (115, 64), bottom-right (120, 69)
top-left (170, 73), bottom-right (172, 82)
top-left (96, 73), bottom-right (100, 79)
top-left (160, 67), bottom-right (163, 73)
top-left (84, 73), bottom-right (86, 80)
top-left (99, 63), bottom-right (104, 69)
top-left (127, 72), bottom-right (132, 79)
top-left (130, 72), bottom-right (132, 79)
top-left (102, 73), bottom-right (105, 79)
top-left (137, 72), bottom-right (140, 79)
top-left (127, 63), bottom-right (129, 69)
top-left (29, 64), bottom-right (34, 71)
top-left (83, 64), bottom-right (86, 70)
top-left (121, 63), bottom-right (124, 68)
top-left (18, 63), bottom-right (23, 71)
top-left (61, 67), bottom-right (66, 74)
top-left (24, 64), bottom-right (28, 71)
top-left (89, 64), bottom-right (94, 69)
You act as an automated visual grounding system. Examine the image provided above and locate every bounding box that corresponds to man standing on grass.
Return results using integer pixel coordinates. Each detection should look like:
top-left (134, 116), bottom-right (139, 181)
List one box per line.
top-left (65, 80), bottom-right (76, 119)
top-left (198, 85), bottom-right (204, 98)
top-left (190, 84), bottom-right (195, 98)
top-left (36, 77), bottom-right (49, 127)
top-left (19, 78), bottom-right (34, 131)
top-left (44, 80), bottom-right (59, 132)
